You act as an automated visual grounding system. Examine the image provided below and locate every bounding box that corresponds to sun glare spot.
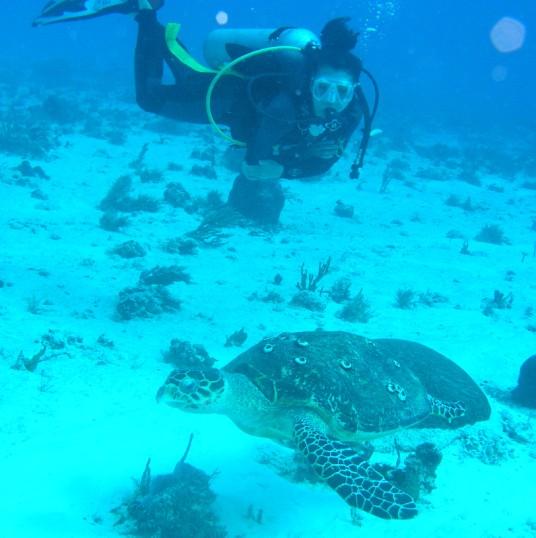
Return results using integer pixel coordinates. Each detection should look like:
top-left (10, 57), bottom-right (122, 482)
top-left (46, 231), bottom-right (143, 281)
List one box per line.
top-left (215, 11), bottom-right (229, 25)
top-left (490, 17), bottom-right (526, 53)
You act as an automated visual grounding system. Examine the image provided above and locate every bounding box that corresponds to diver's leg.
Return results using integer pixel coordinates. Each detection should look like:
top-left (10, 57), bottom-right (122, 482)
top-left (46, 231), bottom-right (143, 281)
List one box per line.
top-left (134, 11), bottom-right (214, 122)
top-left (227, 175), bottom-right (285, 225)
top-left (134, 10), bottom-right (167, 113)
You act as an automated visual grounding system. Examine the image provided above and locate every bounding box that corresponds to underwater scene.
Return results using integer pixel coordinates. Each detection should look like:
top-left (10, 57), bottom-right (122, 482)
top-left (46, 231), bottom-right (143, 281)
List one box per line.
top-left (1, 0), bottom-right (535, 536)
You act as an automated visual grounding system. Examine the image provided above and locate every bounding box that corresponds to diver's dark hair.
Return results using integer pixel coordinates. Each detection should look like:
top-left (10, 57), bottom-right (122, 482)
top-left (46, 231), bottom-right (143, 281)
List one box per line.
top-left (320, 17), bottom-right (359, 52)
top-left (305, 17), bottom-right (362, 81)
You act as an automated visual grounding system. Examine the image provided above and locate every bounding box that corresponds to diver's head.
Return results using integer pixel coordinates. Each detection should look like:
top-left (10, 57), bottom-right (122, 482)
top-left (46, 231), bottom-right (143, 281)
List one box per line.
top-left (311, 66), bottom-right (356, 117)
top-left (307, 17), bottom-right (362, 118)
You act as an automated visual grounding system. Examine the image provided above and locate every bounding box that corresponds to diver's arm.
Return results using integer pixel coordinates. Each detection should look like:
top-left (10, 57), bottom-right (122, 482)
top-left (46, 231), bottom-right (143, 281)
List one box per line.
top-left (245, 92), bottom-right (296, 166)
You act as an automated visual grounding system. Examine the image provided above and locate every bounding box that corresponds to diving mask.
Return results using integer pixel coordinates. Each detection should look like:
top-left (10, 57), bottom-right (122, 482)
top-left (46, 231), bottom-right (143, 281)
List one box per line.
top-left (311, 76), bottom-right (355, 111)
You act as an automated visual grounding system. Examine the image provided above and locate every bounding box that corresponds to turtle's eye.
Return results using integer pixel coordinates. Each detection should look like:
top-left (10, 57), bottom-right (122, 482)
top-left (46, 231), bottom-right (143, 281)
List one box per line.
top-left (180, 377), bottom-right (198, 394)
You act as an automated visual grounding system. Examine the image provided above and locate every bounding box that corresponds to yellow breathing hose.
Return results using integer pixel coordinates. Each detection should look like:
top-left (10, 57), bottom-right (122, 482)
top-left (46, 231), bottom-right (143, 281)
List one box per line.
top-left (204, 45), bottom-right (302, 146)
top-left (164, 22), bottom-right (303, 146)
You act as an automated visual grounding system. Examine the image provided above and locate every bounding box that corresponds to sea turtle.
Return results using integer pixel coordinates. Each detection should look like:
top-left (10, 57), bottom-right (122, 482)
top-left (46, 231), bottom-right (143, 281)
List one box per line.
top-left (156, 331), bottom-right (490, 519)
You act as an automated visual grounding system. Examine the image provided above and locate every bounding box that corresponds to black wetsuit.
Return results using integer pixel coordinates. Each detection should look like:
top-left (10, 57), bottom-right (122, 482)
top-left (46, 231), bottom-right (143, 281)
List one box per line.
top-left (135, 11), bottom-right (364, 222)
top-left (246, 92), bottom-right (362, 178)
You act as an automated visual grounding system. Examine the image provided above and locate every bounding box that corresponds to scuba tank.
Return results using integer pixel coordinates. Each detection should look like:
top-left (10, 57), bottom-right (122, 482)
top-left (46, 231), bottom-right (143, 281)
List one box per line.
top-left (197, 25), bottom-right (379, 179)
top-left (201, 27), bottom-right (320, 146)
top-left (203, 27), bottom-right (320, 69)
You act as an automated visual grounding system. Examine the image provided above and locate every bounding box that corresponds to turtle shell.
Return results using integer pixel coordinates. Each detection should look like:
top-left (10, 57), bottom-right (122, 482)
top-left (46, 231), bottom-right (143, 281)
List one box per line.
top-left (373, 338), bottom-right (491, 428)
top-left (223, 331), bottom-right (431, 437)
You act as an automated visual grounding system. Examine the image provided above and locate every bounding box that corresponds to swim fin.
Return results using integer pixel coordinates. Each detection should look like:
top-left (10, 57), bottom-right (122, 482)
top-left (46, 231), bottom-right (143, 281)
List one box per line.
top-left (33, 0), bottom-right (163, 26)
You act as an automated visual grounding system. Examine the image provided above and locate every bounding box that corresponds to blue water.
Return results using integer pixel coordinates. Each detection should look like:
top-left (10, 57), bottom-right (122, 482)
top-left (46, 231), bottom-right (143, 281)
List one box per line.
top-left (3, 0), bottom-right (534, 130)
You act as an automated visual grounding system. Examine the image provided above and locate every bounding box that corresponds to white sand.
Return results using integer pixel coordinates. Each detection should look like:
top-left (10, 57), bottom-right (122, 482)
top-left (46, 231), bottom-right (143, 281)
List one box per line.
top-left (1, 85), bottom-right (535, 538)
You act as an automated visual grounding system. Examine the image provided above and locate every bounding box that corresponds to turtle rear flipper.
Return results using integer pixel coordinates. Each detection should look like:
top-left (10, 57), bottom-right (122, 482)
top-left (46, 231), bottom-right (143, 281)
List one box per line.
top-left (373, 338), bottom-right (491, 427)
top-left (294, 417), bottom-right (417, 520)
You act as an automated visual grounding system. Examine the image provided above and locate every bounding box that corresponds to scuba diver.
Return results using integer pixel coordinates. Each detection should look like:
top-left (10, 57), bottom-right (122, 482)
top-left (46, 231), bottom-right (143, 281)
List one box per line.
top-left (34, 1), bottom-right (378, 225)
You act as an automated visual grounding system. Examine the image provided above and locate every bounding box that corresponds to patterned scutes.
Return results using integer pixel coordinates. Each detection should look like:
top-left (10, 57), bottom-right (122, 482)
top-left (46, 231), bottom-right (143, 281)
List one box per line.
top-left (226, 331), bottom-right (430, 436)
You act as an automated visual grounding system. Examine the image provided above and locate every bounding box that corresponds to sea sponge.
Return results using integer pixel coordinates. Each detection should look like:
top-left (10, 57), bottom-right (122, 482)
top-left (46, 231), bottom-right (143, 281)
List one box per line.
top-left (116, 285), bottom-right (181, 320)
top-left (163, 339), bottom-right (215, 369)
top-left (111, 240), bottom-right (146, 258)
top-left (139, 265), bottom-right (191, 286)
top-left (511, 355), bottom-right (536, 408)
top-left (337, 289), bottom-right (372, 323)
top-left (123, 445), bottom-right (226, 538)
top-left (290, 290), bottom-right (327, 312)
top-left (163, 181), bottom-right (192, 209)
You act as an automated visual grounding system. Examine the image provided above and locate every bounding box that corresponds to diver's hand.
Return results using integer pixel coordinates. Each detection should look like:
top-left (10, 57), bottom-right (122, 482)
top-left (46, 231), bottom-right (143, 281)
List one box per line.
top-left (305, 140), bottom-right (342, 160)
top-left (242, 160), bottom-right (284, 181)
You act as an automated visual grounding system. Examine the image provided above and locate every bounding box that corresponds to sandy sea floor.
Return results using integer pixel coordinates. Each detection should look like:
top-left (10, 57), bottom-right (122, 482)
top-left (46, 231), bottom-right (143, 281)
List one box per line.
top-left (1, 82), bottom-right (535, 537)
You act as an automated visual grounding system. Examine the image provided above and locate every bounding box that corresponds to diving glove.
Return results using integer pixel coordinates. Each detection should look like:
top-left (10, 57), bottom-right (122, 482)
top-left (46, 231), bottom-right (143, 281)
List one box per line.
top-left (33, 0), bottom-right (164, 26)
top-left (241, 160), bottom-right (284, 182)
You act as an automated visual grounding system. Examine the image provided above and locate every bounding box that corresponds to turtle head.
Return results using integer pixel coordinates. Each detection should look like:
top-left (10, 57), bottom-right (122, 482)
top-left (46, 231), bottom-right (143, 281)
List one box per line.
top-left (156, 368), bottom-right (226, 412)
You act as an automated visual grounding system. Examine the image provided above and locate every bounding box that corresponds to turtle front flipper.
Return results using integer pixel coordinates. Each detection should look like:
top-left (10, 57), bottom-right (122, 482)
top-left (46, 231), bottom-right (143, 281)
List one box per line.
top-left (294, 417), bottom-right (417, 519)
